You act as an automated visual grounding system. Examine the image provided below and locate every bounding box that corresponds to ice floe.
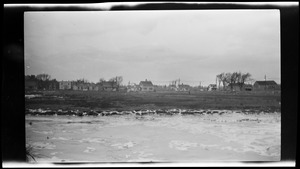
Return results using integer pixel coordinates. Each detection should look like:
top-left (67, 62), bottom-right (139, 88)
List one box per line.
top-left (111, 141), bottom-right (136, 149)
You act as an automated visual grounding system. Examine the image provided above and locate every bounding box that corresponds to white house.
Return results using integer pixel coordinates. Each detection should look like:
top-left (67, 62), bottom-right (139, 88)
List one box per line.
top-left (139, 80), bottom-right (155, 92)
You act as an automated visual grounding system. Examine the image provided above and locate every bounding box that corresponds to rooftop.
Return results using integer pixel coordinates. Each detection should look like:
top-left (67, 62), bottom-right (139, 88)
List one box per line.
top-left (255, 81), bottom-right (277, 85)
top-left (139, 81), bottom-right (153, 86)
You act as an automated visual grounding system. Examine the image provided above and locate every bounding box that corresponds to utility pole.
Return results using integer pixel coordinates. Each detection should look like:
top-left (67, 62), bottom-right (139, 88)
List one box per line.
top-left (116, 76), bottom-right (118, 91)
top-left (216, 76), bottom-right (218, 90)
top-left (264, 75), bottom-right (266, 91)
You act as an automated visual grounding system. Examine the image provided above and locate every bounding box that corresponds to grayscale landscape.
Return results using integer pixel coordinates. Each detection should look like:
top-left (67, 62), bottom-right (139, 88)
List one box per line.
top-left (24, 10), bottom-right (281, 163)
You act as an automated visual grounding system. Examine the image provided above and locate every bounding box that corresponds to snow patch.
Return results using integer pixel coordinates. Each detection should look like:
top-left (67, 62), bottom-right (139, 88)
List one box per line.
top-left (111, 141), bottom-right (136, 149)
top-left (169, 140), bottom-right (198, 151)
top-left (31, 142), bottom-right (56, 149)
top-left (84, 147), bottom-right (96, 153)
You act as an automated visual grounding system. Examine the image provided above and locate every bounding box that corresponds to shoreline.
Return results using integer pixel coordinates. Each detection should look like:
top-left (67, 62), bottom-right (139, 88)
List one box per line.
top-left (25, 108), bottom-right (281, 117)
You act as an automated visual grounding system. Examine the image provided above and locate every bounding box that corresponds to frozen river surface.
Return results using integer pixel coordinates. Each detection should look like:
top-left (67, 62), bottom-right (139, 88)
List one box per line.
top-left (26, 112), bottom-right (280, 162)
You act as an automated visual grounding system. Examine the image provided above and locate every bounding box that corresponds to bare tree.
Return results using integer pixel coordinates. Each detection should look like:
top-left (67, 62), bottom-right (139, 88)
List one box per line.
top-left (216, 74), bottom-right (221, 89)
top-left (217, 73), bottom-right (228, 90)
top-left (99, 78), bottom-right (105, 83)
top-left (224, 72), bottom-right (239, 91)
top-left (224, 73), bottom-right (232, 90)
top-left (109, 76), bottom-right (123, 91)
top-left (35, 73), bottom-right (52, 90)
top-left (216, 73), bottom-right (227, 90)
top-left (116, 76), bottom-right (123, 86)
top-left (36, 73), bottom-right (51, 81)
top-left (76, 78), bottom-right (88, 84)
top-left (109, 77), bottom-right (116, 82)
top-left (238, 72), bottom-right (252, 90)
top-left (218, 72), bottom-right (252, 91)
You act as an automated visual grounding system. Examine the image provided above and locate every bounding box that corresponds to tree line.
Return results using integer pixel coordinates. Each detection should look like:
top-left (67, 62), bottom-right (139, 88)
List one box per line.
top-left (216, 72), bottom-right (252, 91)
top-left (25, 73), bottom-right (58, 90)
top-left (25, 73), bottom-right (124, 90)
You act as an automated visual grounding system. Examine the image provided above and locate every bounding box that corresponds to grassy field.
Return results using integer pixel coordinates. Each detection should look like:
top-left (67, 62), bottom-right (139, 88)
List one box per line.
top-left (25, 90), bottom-right (281, 112)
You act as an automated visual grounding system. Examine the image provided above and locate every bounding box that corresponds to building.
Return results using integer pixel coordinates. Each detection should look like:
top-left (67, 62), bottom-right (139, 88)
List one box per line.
top-left (48, 81), bottom-right (59, 90)
top-left (178, 84), bottom-right (190, 91)
top-left (25, 81), bottom-right (37, 90)
top-left (253, 81), bottom-right (278, 91)
top-left (101, 81), bottom-right (118, 91)
top-left (139, 80), bottom-right (155, 92)
top-left (127, 84), bottom-right (140, 92)
top-left (207, 84), bottom-right (217, 91)
top-left (168, 84), bottom-right (177, 91)
top-left (244, 84), bottom-right (253, 91)
top-left (73, 82), bottom-right (96, 91)
top-left (59, 81), bottom-right (72, 90)
top-left (88, 83), bottom-right (99, 91)
top-left (227, 83), bottom-right (253, 91)
top-left (72, 84), bottom-right (79, 90)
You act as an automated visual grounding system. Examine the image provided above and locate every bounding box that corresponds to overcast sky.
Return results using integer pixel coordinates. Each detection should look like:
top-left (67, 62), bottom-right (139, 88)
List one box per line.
top-left (24, 10), bottom-right (280, 86)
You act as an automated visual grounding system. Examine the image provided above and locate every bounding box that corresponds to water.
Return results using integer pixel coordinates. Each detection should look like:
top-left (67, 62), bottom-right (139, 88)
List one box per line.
top-left (26, 112), bottom-right (280, 162)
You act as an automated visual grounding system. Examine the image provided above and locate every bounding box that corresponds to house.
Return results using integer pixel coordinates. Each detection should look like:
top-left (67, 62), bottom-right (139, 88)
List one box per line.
top-left (72, 84), bottom-right (79, 90)
top-left (127, 84), bottom-right (140, 92)
top-left (72, 82), bottom-right (93, 91)
top-left (25, 81), bottom-right (37, 90)
top-left (226, 83), bottom-right (253, 91)
top-left (88, 83), bottom-right (99, 91)
top-left (101, 81), bottom-right (118, 91)
top-left (48, 81), bottom-right (59, 90)
top-left (139, 80), bottom-right (155, 92)
top-left (93, 85), bottom-right (100, 91)
top-left (253, 81), bottom-right (279, 91)
top-left (81, 83), bottom-right (89, 91)
top-left (244, 84), bottom-right (253, 91)
top-left (168, 84), bottom-right (177, 91)
top-left (207, 84), bottom-right (217, 91)
top-left (59, 81), bottom-right (72, 90)
top-left (178, 84), bottom-right (190, 91)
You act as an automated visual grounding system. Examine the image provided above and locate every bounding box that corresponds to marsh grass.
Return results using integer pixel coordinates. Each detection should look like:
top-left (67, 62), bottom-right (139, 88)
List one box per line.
top-left (25, 144), bottom-right (36, 162)
top-left (26, 144), bottom-right (49, 162)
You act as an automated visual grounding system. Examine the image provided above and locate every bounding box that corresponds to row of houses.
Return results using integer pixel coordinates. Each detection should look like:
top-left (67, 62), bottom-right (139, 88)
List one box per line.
top-left (59, 79), bottom-right (185, 92)
top-left (26, 78), bottom-right (280, 92)
top-left (59, 81), bottom-right (120, 91)
top-left (58, 79), bottom-right (155, 92)
top-left (25, 80), bottom-right (58, 90)
top-left (207, 80), bottom-right (280, 91)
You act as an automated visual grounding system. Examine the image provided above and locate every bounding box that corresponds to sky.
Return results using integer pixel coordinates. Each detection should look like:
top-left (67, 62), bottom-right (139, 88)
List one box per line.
top-left (24, 10), bottom-right (280, 86)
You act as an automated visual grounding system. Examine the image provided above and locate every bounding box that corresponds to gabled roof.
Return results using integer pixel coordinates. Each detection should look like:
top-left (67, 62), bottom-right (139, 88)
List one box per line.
top-left (228, 83), bottom-right (252, 87)
top-left (139, 81), bottom-right (153, 86)
top-left (255, 81), bottom-right (277, 86)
